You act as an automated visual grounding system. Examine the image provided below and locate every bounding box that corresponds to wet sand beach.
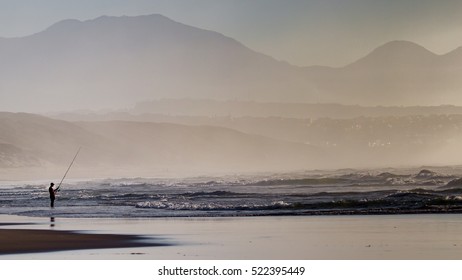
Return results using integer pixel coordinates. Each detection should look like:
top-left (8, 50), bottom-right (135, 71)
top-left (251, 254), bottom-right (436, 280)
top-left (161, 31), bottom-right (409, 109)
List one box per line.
top-left (2, 214), bottom-right (462, 259)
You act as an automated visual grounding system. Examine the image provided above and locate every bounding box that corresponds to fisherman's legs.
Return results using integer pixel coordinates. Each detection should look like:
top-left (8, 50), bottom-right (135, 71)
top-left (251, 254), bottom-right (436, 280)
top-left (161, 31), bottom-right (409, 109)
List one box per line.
top-left (50, 198), bottom-right (55, 208)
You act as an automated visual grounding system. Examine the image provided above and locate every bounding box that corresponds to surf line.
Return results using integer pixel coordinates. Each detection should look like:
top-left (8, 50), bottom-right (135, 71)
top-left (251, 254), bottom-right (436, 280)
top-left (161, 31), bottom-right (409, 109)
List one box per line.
top-left (56, 147), bottom-right (81, 192)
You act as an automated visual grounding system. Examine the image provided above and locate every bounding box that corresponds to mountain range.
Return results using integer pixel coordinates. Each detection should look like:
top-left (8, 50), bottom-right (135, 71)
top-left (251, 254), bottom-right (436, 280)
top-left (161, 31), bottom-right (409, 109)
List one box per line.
top-left (1, 14), bottom-right (461, 112)
top-left (3, 110), bottom-right (462, 180)
top-left (305, 41), bottom-right (462, 105)
top-left (0, 112), bottom-right (327, 179)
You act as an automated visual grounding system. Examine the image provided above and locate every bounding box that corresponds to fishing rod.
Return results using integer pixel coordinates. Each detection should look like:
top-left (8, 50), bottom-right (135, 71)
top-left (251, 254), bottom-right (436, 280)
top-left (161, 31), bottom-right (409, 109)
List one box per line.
top-left (56, 147), bottom-right (81, 192)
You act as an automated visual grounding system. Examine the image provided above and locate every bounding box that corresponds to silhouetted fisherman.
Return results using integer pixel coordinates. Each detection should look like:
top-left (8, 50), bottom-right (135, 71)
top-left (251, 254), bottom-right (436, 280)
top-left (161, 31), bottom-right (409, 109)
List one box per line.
top-left (49, 182), bottom-right (58, 208)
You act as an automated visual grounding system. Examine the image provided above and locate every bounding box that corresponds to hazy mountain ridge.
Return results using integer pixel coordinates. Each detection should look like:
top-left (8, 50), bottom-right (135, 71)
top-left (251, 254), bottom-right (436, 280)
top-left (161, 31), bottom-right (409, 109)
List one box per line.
top-left (346, 41), bottom-right (438, 69)
top-left (0, 112), bottom-right (326, 179)
top-left (306, 40), bottom-right (462, 105)
top-left (53, 100), bottom-right (462, 170)
top-left (131, 99), bottom-right (462, 119)
top-left (1, 15), bottom-right (461, 111)
top-left (56, 111), bottom-right (462, 149)
top-left (0, 14), bottom-right (308, 112)
top-left (2, 109), bottom-right (462, 179)
top-left (0, 112), bottom-right (116, 167)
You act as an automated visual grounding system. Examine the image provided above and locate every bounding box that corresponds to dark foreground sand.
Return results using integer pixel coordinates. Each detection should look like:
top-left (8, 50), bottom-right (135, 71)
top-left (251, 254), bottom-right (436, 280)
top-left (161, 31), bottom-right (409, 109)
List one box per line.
top-left (0, 227), bottom-right (160, 255)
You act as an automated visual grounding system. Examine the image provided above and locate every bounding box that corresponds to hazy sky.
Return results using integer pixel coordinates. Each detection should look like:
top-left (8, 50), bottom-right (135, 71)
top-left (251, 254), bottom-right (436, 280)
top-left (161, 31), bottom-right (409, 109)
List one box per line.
top-left (1, 0), bottom-right (462, 66)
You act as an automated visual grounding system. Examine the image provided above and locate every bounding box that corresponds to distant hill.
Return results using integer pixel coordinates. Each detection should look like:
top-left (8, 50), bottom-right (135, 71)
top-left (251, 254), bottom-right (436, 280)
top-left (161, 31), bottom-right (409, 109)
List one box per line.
top-left (53, 104), bottom-right (462, 171)
top-left (304, 40), bottom-right (462, 105)
top-left (0, 113), bottom-right (325, 179)
top-left (3, 111), bottom-right (462, 180)
top-left (348, 41), bottom-right (437, 69)
top-left (131, 99), bottom-right (462, 119)
top-left (1, 15), bottom-right (461, 112)
top-left (0, 112), bottom-right (116, 168)
top-left (0, 14), bottom-right (312, 112)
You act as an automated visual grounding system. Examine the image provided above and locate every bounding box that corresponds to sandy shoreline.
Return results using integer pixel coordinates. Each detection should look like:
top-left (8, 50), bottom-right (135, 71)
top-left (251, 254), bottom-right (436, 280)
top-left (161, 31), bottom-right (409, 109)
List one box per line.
top-left (0, 227), bottom-right (163, 255)
top-left (2, 214), bottom-right (462, 259)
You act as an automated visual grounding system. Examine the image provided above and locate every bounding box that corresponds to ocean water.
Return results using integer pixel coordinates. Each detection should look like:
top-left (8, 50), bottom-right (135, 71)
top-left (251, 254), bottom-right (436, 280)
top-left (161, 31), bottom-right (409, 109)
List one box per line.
top-left (2, 169), bottom-right (462, 218)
